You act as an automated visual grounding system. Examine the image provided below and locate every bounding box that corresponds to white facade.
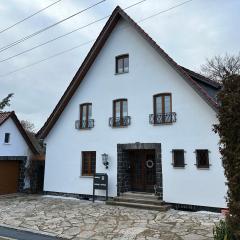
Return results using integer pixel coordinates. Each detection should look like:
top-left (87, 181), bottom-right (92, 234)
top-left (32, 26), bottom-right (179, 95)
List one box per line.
top-left (0, 117), bottom-right (30, 157)
top-left (43, 18), bottom-right (227, 208)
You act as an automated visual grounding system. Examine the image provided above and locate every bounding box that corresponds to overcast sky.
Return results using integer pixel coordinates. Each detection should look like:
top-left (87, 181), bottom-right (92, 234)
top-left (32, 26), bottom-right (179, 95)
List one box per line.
top-left (0, 0), bottom-right (239, 131)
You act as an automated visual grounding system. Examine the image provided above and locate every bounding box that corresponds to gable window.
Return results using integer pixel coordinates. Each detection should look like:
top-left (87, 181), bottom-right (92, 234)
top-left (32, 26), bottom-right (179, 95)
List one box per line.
top-left (109, 99), bottom-right (130, 127)
top-left (81, 151), bottom-right (96, 176)
top-left (79, 103), bottom-right (94, 129)
top-left (172, 149), bottom-right (185, 168)
top-left (116, 54), bottom-right (129, 74)
top-left (154, 93), bottom-right (171, 117)
top-left (4, 133), bottom-right (10, 144)
top-left (150, 93), bottom-right (176, 124)
top-left (195, 149), bottom-right (210, 168)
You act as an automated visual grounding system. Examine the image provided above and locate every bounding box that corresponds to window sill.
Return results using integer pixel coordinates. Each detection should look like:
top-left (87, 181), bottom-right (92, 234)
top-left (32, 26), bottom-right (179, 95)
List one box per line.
top-left (152, 122), bottom-right (174, 126)
top-left (3, 143), bottom-right (11, 145)
top-left (79, 175), bottom-right (93, 178)
top-left (172, 166), bottom-right (186, 169)
top-left (110, 125), bottom-right (129, 128)
top-left (115, 71), bottom-right (129, 75)
top-left (79, 127), bottom-right (93, 130)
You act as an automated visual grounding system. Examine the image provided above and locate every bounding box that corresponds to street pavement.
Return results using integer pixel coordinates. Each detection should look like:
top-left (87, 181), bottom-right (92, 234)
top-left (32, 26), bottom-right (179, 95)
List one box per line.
top-left (0, 226), bottom-right (59, 240)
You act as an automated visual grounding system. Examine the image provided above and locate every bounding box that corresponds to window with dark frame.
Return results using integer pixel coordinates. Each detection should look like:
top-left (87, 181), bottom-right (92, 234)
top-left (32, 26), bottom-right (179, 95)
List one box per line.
top-left (154, 93), bottom-right (172, 114)
top-left (196, 149), bottom-right (210, 168)
top-left (80, 103), bottom-right (92, 129)
top-left (116, 54), bottom-right (129, 74)
top-left (113, 99), bottom-right (128, 126)
top-left (4, 133), bottom-right (10, 143)
top-left (153, 93), bottom-right (172, 123)
top-left (81, 151), bottom-right (96, 176)
top-left (172, 149), bottom-right (185, 167)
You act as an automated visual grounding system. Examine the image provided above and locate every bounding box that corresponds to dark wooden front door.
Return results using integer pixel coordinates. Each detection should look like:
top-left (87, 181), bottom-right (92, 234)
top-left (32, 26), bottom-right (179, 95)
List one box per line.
top-left (129, 150), bottom-right (156, 193)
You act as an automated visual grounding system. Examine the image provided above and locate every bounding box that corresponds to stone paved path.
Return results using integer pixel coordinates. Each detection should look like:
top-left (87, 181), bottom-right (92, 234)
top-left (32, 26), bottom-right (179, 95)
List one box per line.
top-left (0, 194), bottom-right (223, 240)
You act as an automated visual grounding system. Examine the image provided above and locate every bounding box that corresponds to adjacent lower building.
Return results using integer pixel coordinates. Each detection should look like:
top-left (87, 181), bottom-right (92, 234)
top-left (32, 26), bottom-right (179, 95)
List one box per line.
top-left (0, 111), bottom-right (40, 194)
top-left (38, 6), bottom-right (227, 209)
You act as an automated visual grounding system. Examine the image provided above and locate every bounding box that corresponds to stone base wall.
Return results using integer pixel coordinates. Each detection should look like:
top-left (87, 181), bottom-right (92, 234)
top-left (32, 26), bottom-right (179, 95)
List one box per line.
top-left (18, 158), bottom-right (27, 192)
top-left (44, 191), bottom-right (110, 201)
top-left (43, 191), bottom-right (222, 213)
top-left (30, 160), bottom-right (45, 193)
top-left (169, 202), bottom-right (222, 213)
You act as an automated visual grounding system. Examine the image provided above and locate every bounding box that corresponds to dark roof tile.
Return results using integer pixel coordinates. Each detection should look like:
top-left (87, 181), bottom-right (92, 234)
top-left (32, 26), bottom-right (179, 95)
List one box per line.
top-left (0, 111), bottom-right (12, 125)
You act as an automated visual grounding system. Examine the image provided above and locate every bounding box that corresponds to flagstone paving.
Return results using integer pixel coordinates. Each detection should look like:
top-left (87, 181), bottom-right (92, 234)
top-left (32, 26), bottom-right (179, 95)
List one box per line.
top-left (0, 194), bottom-right (223, 240)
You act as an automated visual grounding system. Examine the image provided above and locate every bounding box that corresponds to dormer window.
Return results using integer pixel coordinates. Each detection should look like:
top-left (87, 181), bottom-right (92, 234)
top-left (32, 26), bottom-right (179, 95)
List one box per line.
top-left (4, 133), bottom-right (10, 144)
top-left (116, 54), bottom-right (129, 74)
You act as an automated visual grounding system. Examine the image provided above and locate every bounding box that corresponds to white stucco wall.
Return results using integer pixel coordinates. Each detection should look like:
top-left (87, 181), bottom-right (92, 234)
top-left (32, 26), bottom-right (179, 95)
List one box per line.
top-left (0, 118), bottom-right (30, 157)
top-left (44, 19), bottom-right (227, 208)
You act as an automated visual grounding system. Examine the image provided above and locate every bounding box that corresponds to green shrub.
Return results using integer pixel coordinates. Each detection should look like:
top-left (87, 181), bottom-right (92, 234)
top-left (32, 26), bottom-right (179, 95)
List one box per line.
top-left (213, 220), bottom-right (235, 240)
top-left (213, 74), bottom-right (240, 239)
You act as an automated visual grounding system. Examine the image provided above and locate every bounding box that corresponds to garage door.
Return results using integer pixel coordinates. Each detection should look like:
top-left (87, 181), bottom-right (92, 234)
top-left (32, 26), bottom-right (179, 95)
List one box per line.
top-left (0, 161), bottom-right (19, 195)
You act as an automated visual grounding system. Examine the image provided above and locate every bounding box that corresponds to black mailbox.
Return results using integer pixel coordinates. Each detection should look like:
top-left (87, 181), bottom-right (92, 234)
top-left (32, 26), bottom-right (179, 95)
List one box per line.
top-left (93, 173), bottom-right (108, 202)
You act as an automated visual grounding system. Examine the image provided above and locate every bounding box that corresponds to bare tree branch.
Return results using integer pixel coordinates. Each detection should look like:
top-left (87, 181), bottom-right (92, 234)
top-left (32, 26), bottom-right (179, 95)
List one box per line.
top-left (201, 53), bottom-right (240, 82)
top-left (21, 120), bottom-right (36, 134)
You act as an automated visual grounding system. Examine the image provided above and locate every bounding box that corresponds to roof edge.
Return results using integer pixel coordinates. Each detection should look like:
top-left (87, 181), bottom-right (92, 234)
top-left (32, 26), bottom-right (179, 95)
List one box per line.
top-left (180, 66), bottom-right (221, 89)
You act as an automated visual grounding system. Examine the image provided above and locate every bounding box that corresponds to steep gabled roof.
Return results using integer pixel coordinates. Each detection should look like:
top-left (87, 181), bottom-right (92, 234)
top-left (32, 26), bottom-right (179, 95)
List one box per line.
top-left (37, 6), bottom-right (219, 139)
top-left (0, 111), bottom-right (39, 154)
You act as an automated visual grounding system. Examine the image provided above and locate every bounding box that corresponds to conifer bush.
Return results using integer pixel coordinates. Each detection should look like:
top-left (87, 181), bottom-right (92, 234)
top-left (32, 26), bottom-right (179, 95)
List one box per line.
top-left (213, 74), bottom-right (240, 239)
top-left (213, 220), bottom-right (234, 240)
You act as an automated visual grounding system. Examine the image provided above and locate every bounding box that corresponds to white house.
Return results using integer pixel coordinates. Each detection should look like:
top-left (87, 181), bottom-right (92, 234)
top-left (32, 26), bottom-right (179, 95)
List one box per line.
top-left (0, 111), bottom-right (39, 194)
top-left (38, 7), bottom-right (227, 210)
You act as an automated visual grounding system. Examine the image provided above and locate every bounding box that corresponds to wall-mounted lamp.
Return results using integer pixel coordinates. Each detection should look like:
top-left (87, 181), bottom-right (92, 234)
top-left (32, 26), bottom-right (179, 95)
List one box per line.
top-left (102, 153), bottom-right (109, 169)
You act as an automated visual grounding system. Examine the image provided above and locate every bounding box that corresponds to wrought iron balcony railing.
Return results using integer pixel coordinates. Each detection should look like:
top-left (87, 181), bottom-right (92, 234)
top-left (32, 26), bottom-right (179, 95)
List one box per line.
top-left (109, 116), bottom-right (131, 127)
top-left (75, 119), bottom-right (94, 129)
top-left (149, 112), bottom-right (177, 125)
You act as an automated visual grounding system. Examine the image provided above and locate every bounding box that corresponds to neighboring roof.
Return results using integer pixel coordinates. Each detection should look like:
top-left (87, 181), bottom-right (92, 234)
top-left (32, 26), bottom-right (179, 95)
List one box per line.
top-left (181, 66), bottom-right (221, 100)
top-left (180, 66), bottom-right (221, 89)
top-left (37, 6), bottom-right (219, 139)
top-left (0, 111), bottom-right (12, 125)
top-left (0, 111), bottom-right (39, 154)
